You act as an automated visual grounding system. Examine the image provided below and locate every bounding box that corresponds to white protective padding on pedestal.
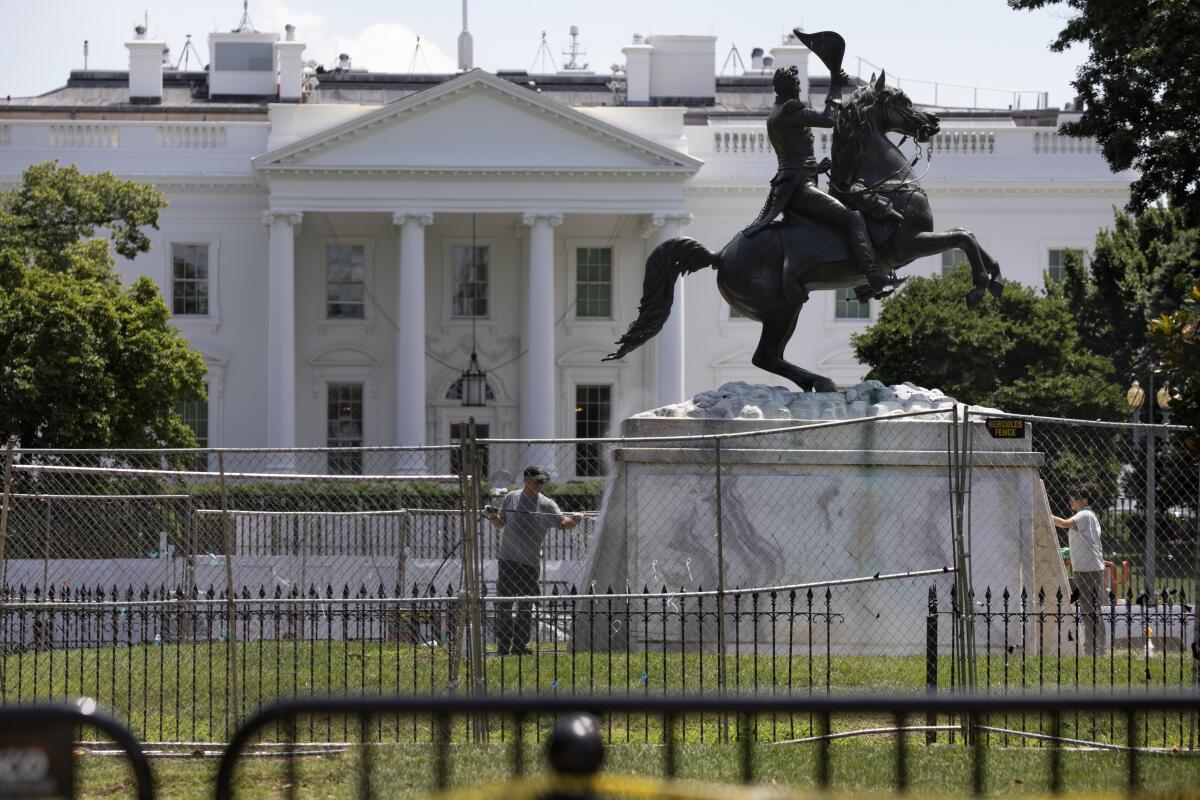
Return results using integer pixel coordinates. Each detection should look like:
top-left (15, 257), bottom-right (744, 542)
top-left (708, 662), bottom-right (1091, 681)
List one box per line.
top-left (576, 391), bottom-right (1068, 655)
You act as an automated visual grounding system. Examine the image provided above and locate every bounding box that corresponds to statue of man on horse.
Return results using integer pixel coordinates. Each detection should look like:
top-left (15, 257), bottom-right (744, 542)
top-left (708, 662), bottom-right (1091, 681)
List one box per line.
top-left (745, 30), bottom-right (902, 300)
top-left (606, 28), bottom-right (1005, 393)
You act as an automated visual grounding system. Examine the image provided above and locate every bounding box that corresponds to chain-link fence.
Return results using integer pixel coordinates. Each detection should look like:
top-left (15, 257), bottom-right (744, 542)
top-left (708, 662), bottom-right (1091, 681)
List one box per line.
top-left (0, 410), bottom-right (1197, 743)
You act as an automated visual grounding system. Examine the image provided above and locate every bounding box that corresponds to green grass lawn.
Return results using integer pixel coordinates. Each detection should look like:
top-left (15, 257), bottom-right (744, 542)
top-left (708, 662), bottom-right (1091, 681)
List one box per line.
top-left (3, 640), bottom-right (1195, 749)
top-left (74, 738), bottom-right (1200, 799)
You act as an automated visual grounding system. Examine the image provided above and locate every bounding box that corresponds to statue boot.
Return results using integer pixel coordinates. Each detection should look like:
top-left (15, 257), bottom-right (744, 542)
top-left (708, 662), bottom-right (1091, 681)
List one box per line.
top-left (847, 210), bottom-right (904, 299)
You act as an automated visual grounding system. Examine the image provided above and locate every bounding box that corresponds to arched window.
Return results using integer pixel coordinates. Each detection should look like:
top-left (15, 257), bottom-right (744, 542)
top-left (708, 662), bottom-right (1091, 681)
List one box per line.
top-left (445, 377), bottom-right (495, 402)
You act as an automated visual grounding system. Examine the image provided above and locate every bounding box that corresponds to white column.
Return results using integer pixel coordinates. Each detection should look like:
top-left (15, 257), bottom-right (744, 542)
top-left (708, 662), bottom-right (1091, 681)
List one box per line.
top-left (645, 212), bottom-right (693, 408)
top-left (263, 210), bottom-right (302, 461)
top-left (521, 213), bottom-right (562, 467)
top-left (393, 212), bottom-right (433, 474)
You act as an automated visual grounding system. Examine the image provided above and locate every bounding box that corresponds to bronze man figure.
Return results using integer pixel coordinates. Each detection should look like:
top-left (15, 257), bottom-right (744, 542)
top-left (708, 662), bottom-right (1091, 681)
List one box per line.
top-left (744, 55), bottom-right (900, 298)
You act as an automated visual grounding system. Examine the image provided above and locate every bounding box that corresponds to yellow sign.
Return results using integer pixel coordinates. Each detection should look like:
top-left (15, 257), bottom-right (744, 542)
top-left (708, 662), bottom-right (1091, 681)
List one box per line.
top-left (985, 418), bottom-right (1025, 439)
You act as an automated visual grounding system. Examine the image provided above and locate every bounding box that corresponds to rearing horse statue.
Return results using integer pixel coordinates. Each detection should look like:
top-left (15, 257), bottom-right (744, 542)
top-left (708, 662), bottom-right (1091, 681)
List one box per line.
top-left (605, 72), bottom-right (1005, 393)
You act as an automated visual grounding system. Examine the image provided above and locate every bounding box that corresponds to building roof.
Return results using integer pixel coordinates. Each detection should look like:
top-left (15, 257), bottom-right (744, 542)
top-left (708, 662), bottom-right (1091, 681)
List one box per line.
top-left (0, 67), bottom-right (1056, 126)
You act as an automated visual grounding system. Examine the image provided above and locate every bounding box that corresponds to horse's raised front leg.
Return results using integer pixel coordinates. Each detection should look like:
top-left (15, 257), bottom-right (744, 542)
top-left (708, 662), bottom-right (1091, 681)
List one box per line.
top-left (752, 309), bottom-right (837, 393)
top-left (890, 229), bottom-right (1002, 310)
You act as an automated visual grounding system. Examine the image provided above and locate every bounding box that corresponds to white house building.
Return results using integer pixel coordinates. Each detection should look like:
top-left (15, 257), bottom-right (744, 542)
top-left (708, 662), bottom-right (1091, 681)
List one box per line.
top-left (0, 19), bottom-right (1133, 475)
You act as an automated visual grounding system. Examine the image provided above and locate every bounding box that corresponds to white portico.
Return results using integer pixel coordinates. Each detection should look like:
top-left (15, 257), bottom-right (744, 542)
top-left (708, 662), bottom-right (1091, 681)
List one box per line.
top-left (251, 70), bottom-right (701, 452)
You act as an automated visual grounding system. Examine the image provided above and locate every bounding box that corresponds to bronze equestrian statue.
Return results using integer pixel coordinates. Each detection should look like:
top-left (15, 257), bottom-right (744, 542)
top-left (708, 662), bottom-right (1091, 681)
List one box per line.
top-left (605, 30), bottom-right (1004, 393)
top-left (745, 33), bottom-right (900, 299)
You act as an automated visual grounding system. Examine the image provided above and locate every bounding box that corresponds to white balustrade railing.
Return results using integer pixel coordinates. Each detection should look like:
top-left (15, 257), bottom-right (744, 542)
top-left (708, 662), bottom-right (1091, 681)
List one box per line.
top-left (1032, 131), bottom-right (1098, 155)
top-left (47, 124), bottom-right (119, 148)
top-left (697, 126), bottom-right (1103, 164)
top-left (930, 131), bottom-right (995, 155)
top-left (157, 124), bottom-right (229, 149)
top-left (712, 128), bottom-right (771, 155)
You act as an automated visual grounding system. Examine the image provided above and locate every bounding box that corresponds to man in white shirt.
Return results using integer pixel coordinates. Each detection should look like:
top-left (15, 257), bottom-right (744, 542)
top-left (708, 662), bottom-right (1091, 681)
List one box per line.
top-left (1052, 485), bottom-right (1107, 654)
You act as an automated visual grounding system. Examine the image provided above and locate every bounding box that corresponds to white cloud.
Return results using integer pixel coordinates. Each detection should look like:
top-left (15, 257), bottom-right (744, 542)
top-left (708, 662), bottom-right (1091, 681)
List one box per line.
top-left (253, 0), bottom-right (455, 74)
top-left (328, 23), bottom-right (456, 73)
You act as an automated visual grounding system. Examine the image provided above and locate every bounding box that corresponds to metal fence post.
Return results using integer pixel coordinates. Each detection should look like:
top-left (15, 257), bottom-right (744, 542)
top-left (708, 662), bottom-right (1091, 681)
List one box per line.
top-left (182, 496), bottom-right (196, 642)
top-left (0, 436), bottom-right (16, 590)
top-left (715, 437), bottom-right (729, 742)
top-left (217, 450), bottom-right (241, 729)
top-left (1144, 421), bottom-right (1158, 599)
top-left (925, 584), bottom-right (938, 744)
top-left (947, 406), bottom-right (978, 705)
top-left (1191, 467), bottom-right (1199, 749)
top-left (465, 418), bottom-right (488, 741)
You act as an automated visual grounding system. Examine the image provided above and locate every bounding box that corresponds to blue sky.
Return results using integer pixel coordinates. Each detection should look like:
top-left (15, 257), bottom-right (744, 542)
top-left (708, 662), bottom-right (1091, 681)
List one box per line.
top-left (0, 0), bottom-right (1087, 109)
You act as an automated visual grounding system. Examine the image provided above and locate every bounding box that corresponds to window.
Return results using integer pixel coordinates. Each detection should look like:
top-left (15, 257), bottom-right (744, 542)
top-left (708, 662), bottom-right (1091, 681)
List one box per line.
top-left (326, 245), bottom-right (366, 319)
top-left (1047, 248), bottom-right (1085, 284)
top-left (177, 392), bottom-right (209, 471)
top-left (449, 422), bottom-right (490, 477)
top-left (452, 245), bottom-right (488, 317)
top-left (575, 247), bottom-right (612, 318)
top-left (941, 250), bottom-right (969, 275)
top-left (327, 383), bottom-right (364, 475)
top-left (172, 243), bottom-right (209, 316)
top-left (213, 42), bottom-right (274, 71)
top-left (575, 385), bottom-right (611, 477)
top-left (834, 288), bottom-right (869, 320)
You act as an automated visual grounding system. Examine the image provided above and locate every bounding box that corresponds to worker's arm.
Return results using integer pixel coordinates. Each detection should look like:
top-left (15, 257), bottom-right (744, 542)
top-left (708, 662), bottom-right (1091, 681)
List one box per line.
top-left (1051, 514), bottom-right (1075, 529)
top-left (484, 504), bottom-right (506, 530)
top-left (560, 512), bottom-right (584, 530)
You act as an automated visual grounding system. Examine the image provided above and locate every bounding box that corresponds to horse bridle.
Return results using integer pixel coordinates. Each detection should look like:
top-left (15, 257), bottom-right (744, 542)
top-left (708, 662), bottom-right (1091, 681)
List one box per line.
top-left (840, 97), bottom-right (936, 196)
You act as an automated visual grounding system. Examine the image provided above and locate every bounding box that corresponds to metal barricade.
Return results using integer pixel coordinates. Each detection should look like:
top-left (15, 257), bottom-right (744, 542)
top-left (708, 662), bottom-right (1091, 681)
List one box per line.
top-left (215, 693), bottom-right (1200, 800)
top-left (0, 698), bottom-right (155, 800)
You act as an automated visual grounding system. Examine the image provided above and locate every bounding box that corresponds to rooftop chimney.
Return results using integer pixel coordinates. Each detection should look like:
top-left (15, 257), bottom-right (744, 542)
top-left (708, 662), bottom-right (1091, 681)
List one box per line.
top-left (274, 24), bottom-right (305, 101)
top-left (457, 0), bottom-right (474, 70)
top-left (622, 33), bottom-right (652, 105)
top-left (750, 47), bottom-right (764, 71)
top-left (126, 24), bottom-right (165, 104)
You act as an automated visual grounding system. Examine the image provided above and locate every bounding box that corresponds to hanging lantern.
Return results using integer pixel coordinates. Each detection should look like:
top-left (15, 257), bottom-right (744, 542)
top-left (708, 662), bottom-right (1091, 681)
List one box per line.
top-left (461, 351), bottom-right (488, 407)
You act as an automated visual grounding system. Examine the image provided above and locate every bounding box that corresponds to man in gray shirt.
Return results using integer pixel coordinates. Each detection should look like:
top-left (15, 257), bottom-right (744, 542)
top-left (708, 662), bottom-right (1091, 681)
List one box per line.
top-left (484, 465), bottom-right (582, 655)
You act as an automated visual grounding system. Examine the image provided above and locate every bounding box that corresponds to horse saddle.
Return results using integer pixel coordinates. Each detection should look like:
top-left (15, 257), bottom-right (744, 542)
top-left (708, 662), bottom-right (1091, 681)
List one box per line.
top-left (774, 211), bottom-right (901, 304)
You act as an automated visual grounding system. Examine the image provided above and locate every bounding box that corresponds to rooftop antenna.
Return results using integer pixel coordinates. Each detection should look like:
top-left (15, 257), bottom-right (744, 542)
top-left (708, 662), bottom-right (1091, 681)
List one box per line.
top-left (176, 34), bottom-right (202, 70)
top-left (720, 42), bottom-right (747, 75)
top-left (531, 31), bottom-right (557, 73)
top-left (457, 0), bottom-right (473, 70)
top-left (408, 35), bottom-right (432, 74)
top-left (561, 24), bottom-right (588, 71)
top-left (234, 0), bottom-right (256, 33)
top-left (83, 39), bottom-right (89, 70)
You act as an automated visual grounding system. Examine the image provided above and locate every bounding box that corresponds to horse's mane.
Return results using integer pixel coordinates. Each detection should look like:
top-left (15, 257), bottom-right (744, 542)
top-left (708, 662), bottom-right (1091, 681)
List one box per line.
top-left (831, 83), bottom-right (903, 189)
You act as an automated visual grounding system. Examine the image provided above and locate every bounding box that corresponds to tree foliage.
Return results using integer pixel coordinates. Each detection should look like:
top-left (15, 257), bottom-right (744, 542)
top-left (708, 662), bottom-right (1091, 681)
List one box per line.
top-left (852, 270), bottom-right (1128, 514)
top-left (0, 162), bottom-right (206, 448)
top-left (1150, 281), bottom-right (1200, 457)
top-left (1009, 0), bottom-right (1200, 220)
top-left (850, 268), bottom-right (1124, 418)
top-left (1059, 205), bottom-right (1200, 381)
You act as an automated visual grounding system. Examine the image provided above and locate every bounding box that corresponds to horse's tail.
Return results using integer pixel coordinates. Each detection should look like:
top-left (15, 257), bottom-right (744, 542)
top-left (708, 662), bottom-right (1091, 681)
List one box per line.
top-left (603, 237), bottom-right (718, 361)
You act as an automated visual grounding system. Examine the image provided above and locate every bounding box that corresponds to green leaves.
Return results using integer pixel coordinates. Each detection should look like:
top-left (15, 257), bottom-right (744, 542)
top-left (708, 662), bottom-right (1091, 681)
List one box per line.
top-left (1150, 281), bottom-right (1200, 456)
top-left (851, 268), bottom-right (1122, 419)
top-left (1009, 0), bottom-right (1200, 222)
top-left (0, 162), bottom-right (206, 448)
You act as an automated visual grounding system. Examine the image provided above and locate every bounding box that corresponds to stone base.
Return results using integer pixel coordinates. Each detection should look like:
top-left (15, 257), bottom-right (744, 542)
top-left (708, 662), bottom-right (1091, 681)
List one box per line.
top-left (576, 392), bottom-right (1069, 656)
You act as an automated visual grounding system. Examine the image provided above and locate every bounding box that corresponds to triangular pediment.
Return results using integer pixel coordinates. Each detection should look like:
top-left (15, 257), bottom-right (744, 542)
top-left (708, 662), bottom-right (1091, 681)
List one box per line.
top-left (254, 70), bottom-right (701, 175)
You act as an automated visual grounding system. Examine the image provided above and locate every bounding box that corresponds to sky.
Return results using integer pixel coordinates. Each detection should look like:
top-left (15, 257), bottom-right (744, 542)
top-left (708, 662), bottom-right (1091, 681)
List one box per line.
top-left (0, 0), bottom-right (1089, 110)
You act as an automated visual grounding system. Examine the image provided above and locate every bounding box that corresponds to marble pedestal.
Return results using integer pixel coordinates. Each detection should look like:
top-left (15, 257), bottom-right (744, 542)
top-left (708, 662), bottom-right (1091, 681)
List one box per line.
top-left (576, 410), bottom-right (1069, 656)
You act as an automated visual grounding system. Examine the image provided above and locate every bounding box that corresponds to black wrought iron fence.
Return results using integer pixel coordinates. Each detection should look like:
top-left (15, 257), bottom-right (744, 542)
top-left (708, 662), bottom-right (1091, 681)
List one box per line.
top-left (213, 693), bottom-right (1200, 800)
top-left (1, 581), bottom-right (1196, 746)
